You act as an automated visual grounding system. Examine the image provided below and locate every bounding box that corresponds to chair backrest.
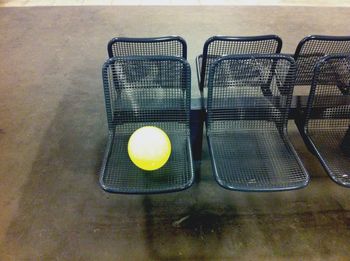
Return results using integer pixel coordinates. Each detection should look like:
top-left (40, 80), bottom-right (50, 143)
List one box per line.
top-left (294, 35), bottom-right (350, 85)
top-left (102, 56), bottom-right (191, 131)
top-left (206, 54), bottom-right (296, 134)
top-left (199, 35), bottom-right (282, 90)
top-left (304, 54), bottom-right (350, 131)
top-left (107, 36), bottom-right (187, 59)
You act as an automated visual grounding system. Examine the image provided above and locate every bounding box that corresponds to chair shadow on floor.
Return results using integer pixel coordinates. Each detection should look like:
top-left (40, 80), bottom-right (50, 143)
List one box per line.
top-left (141, 162), bottom-right (237, 260)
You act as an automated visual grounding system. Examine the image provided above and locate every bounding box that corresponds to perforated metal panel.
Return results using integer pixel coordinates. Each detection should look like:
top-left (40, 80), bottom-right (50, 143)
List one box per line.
top-left (206, 54), bottom-right (309, 191)
top-left (107, 36), bottom-right (187, 59)
top-left (294, 35), bottom-right (350, 85)
top-left (100, 56), bottom-right (194, 194)
top-left (198, 35), bottom-right (282, 91)
top-left (303, 54), bottom-right (350, 187)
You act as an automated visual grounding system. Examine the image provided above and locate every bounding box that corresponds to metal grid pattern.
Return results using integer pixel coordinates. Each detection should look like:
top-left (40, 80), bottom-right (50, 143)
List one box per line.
top-left (107, 36), bottom-right (187, 59)
top-left (100, 56), bottom-right (194, 194)
top-left (303, 54), bottom-right (350, 187)
top-left (209, 131), bottom-right (309, 191)
top-left (294, 35), bottom-right (350, 85)
top-left (199, 35), bottom-right (282, 91)
top-left (206, 54), bottom-right (309, 191)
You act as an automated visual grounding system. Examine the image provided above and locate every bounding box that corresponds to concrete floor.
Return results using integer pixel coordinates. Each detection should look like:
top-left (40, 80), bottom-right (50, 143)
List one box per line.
top-left (1, 6), bottom-right (350, 260)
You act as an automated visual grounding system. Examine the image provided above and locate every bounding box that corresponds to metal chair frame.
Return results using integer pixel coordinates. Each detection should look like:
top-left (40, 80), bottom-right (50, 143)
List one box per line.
top-left (299, 54), bottom-right (350, 187)
top-left (99, 55), bottom-right (194, 194)
top-left (206, 54), bottom-right (309, 192)
top-left (108, 36), bottom-right (187, 59)
top-left (196, 35), bottom-right (283, 93)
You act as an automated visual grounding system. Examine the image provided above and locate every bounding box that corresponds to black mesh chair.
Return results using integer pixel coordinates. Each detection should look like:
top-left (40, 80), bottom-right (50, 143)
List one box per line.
top-left (300, 54), bottom-right (350, 187)
top-left (206, 54), bottom-right (309, 191)
top-left (196, 35), bottom-right (282, 94)
top-left (107, 36), bottom-right (187, 59)
top-left (293, 36), bottom-right (350, 151)
top-left (99, 55), bottom-right (194, 194)
top-left (294, 35), bottom-right (350, 86)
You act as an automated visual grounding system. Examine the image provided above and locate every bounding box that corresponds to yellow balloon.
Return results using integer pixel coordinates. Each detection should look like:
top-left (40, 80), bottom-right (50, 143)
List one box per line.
top-left (128, 126), bottom-right (172, 171)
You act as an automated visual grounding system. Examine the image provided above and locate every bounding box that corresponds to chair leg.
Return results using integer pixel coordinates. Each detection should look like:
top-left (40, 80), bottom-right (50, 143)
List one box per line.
top-left (190, 107), bottom-right (204, 161)
top-left (294, 118), bottom-right (317, 156)
top-left (340, 126), bottom-right (350, 156)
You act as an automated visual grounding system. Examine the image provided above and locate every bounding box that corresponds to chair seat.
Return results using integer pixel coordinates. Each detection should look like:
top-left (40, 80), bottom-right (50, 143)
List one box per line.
top-left (308, 127), bottom-right (350, 187)
top-left (208, 128), bottom-right (309, 191)
top-left (99, 122), bottom-right (194, 194)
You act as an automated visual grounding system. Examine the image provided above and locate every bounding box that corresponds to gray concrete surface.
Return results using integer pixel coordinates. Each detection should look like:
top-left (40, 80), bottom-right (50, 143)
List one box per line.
top-left (0, 6), bottom-right (350, 260)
